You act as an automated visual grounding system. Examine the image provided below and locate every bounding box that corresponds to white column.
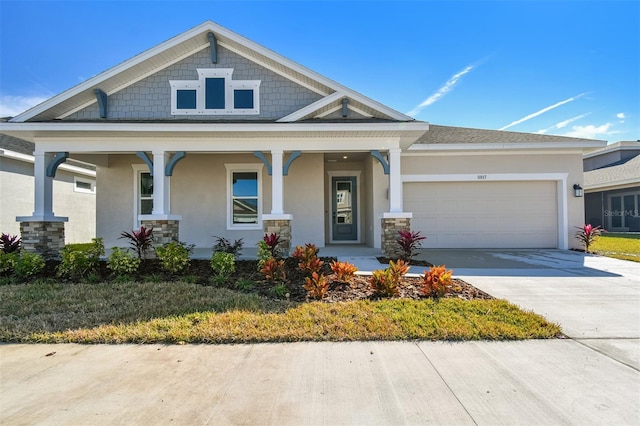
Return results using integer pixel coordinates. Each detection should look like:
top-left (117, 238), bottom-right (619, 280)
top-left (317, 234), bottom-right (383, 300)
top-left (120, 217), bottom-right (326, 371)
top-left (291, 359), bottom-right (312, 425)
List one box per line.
top-left (271, 149), bottom-right (284, 215)
top-left (388, 148), bottom-right (403, 213)
top-left (152, 151), bottom-right (170, 216)
top-left (32, 152), bottom-right (54, 218)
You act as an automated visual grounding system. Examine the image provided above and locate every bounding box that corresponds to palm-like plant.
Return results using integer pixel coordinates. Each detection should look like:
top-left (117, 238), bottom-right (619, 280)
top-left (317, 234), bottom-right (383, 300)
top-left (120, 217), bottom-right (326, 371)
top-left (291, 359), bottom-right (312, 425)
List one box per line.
top-left (120, 226), bottom-right (154, 259)
top-left (575, 224), bottom-right (602, 253)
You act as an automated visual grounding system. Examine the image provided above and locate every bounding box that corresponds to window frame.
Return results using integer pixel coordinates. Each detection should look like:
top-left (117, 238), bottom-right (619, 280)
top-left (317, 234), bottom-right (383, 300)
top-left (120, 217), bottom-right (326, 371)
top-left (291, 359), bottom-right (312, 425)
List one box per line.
top-left (73, 176), bottom-right (96, 194)
top-left (170, 68), bottom-right (260, 116)
top-left (131, 164), bottom-right (169, 228)
top-left (225, 163), bottom-right (263, 230)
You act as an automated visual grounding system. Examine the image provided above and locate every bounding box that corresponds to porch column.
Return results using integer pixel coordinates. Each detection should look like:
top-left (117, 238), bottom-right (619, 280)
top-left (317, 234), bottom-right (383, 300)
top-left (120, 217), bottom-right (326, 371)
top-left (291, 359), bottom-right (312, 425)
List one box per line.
top-left (262, 149), bottom-right (292, 255)
top-left (140, 150), bottom-right (181, 248)
top-left (17, 151), bottom-right (68, 258)
top-left (271, 149), bottom-right (284, 215)
top-left (381, 148), bottom-right (412, 257)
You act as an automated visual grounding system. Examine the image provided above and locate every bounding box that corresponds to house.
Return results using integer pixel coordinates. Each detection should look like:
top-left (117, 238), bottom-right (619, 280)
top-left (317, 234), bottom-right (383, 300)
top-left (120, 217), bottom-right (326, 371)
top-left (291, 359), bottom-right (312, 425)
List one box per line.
top-left (0, 21), bottom-right (605, 256)
top-left (583, 141), bottom-right (640, 232)
top-left (0, 133), bottom-right (96, 244)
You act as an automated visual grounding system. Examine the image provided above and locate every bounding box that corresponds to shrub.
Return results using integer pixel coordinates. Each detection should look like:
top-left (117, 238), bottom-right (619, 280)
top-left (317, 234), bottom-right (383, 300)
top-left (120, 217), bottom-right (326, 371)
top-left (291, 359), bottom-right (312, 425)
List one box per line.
top-left (369, 260), bottom-right (408, 297)
top-left (210, 251), bottom-right (236, 278)
top-left (575, 224), bottom-right (603, 253)
top-left (263, 233), bottom-right (283, 258)
top-left (1, 233), bottom-right (21, 254)
top-left (156, 241), bottom-right (191, 274)
top-left (212, 236), bottom-right (244, 257)
top-left (0, 251), bottom-right (16, 275)
top-left (120, 226), bottom-right (154, 259)
top-left (236, 278), bottom-right (256, 292)
top-left (330, 260), bottom-right (358, 283)
top-left (292, 243), bottom-right (323, 275)
top-left (57, 238), bottom-right (104, 280)
top-left (107, 247), bottom-right (141, 275)
top-left (13, 251), bottom-right (45, 281)
top-left (269, 283), bottom-right (288, 298)
top-left (260, 258), bottom-right (286, 283)
top-left (393, 230), bottom-right (426, 262)
top-left (256, 240), bottom-right (273, 270)
top-left (421, 265), bottom-right (454, 298)
top-left (304, 272), bottom-right (329, 300)
top-left (388, 259), bottom-right (409, 281)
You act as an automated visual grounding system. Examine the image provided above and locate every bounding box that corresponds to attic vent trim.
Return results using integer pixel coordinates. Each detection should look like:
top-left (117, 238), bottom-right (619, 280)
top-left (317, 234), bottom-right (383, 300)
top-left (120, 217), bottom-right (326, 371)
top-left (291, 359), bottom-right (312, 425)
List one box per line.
top-left (208, 32), bottom-right (217, 63)
top-left (93, 89), bottom-right (108, 118)
top-left (342, 98), bottom-right (349, 118)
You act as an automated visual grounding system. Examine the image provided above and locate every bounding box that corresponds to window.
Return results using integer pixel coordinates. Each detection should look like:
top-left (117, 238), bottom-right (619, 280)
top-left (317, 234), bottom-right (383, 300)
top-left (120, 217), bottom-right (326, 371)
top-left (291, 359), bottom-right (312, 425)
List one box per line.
top-left (132, 164), bottom-right (162, 227)
top-left (225, 164), bottom-right (263, 229)
top-left (74, 177), bottom-right (96, 194)
top-left (170, 68), bottom-right (260, 115)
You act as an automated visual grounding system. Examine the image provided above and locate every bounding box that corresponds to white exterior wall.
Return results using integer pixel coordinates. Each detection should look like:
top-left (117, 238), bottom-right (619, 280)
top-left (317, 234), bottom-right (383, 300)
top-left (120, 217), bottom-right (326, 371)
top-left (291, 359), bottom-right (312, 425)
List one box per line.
top-left (0, 156), bottom-right (96, 243)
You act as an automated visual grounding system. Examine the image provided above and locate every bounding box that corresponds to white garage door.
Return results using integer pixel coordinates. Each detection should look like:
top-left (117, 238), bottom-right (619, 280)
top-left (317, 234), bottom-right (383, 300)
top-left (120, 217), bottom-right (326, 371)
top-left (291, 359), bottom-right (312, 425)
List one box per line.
top-left (404, 181), bottom-right (558, 248)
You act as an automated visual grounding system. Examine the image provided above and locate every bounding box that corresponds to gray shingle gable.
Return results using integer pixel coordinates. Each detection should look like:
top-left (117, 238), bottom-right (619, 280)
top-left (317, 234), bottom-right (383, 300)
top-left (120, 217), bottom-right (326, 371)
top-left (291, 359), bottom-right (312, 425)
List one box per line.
top-left (416, 124), bottom-right (604, 144)
top-left (584, 154), bottom-right (640, 188)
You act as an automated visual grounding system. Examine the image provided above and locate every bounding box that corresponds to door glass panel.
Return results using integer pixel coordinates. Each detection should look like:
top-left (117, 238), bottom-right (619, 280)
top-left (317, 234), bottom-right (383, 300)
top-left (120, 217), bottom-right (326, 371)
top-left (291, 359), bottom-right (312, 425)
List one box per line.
top-left (611, 196), bottom-right (622, 227)
top-left (335, 181), bottom-right (352, 224)
top-left (624, 195), bottom-right (635, 227)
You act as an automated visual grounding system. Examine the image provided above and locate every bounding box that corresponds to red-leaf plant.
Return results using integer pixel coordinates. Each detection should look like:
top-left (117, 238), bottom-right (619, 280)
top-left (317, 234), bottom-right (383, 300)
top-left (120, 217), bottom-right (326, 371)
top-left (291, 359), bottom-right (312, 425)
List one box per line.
top-left (263, 233), bottom-right (282, 258)
top-left (303, 272), bottom-right (329, 300)
top-left (0, 233), bottom-right (21, 254)
top-left (330, 260), bottom-right (358, 283)
top-left (575, 224), bottom-right (603, 253)
top-left (120, 226), bottom-right (154, 259)
top-left (292, 243), bottom-right (324, 275)
top-left (394, 230), bottom-right (426, 262)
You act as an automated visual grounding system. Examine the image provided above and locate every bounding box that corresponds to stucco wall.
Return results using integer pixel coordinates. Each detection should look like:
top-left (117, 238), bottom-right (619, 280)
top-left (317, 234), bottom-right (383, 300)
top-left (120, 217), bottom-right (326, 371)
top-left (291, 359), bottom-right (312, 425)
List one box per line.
top-left (97, 153), bottom-right (324, 249)
top-left (401, 153), bottom-right (585, 249)
top-left (68, 45), bottom-right (322, 121)
top-left (1, 156), bottom-right (96, 243)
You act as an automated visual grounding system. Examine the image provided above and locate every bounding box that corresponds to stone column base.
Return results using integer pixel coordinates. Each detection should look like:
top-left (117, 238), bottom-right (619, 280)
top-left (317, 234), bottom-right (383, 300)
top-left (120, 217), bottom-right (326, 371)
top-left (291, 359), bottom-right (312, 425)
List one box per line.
top-left (381, 216), bottom-right (411, 257)
top-left (141, 219), bottom-right (180, 250)
top-left (263, 217), bottom-right (292, 256)
top-left (20, 221), bottom-right (66, 259)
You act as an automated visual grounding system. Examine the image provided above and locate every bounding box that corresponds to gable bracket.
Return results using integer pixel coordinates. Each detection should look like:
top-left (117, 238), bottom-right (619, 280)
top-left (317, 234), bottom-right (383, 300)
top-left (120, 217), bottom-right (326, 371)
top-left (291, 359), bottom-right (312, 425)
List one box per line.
top-left (46, 152), bottom-right (69, 178)
top-left (165, 151), bottom-right (186, 176)
top-left (342, 98), bottom-right (349, 118)
top-left (253, 151), bottom-right (272, 175)
top-left (94, 89), bottom-right (108, 118)
top-left (208, 32), bottom-right (217, 63)
top-left (283, 151), bottom-right (301, 176)
top-left (136, 151), bottom-right (154, 176)
top-left (370, 150), bottom-right (390, 175)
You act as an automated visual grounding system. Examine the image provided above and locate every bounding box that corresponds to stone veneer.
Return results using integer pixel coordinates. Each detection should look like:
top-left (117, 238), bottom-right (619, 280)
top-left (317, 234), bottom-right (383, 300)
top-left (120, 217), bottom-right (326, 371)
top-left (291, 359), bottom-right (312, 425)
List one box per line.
top-left (141, 219), bottom-right (180, 250)
top-left (263, 219), bottom-right (292, 256)
top-left (20, 221), bottom-right (66, 259)
top-left (381, 217), bottom-right (411, 257)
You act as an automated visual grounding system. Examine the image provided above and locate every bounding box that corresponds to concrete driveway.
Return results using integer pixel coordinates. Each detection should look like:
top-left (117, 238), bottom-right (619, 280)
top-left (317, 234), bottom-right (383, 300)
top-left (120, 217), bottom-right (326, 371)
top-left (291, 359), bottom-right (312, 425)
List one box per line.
top-left (1, 249), bottom-right (639, 425)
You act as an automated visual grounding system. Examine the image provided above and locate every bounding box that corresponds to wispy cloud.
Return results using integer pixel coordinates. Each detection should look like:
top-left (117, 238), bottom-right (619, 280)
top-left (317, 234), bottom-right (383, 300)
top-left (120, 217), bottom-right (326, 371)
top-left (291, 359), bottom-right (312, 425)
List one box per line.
top-left (406, 64), bottom-right (475, 117)
top-left (0, 95), bottom-right (48, 118)
top-left (617, 112), bottom-right (625, 119)
top-left (536, 113), bottom-right (590, 134)
top-left (563, 123), bottom-right (620, 139)
top-left (499, 93), bottom-right (586, 131)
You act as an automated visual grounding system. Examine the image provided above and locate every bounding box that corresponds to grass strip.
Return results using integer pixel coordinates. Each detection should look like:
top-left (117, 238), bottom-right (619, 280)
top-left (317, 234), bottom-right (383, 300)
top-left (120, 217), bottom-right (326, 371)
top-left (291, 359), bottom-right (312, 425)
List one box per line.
top-left (0, 281), bottom-right (560, 343)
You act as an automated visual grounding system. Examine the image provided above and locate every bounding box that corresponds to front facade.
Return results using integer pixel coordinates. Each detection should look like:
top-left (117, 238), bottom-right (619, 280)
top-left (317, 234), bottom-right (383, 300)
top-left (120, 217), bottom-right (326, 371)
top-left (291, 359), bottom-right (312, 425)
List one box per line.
top-left (0, 21), bottom-right (605, 255)
top-left (584, 141), bottom-right (640, 232)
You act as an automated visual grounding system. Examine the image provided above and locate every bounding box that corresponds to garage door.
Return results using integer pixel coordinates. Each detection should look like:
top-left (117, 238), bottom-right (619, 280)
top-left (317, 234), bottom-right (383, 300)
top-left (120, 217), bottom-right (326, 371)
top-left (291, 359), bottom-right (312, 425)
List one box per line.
top-left (404, 181), bottom-right (558, 248)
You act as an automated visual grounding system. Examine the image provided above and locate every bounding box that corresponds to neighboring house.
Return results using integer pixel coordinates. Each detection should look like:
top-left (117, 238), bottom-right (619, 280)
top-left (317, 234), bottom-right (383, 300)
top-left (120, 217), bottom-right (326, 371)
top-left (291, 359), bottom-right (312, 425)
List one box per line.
top-left (583, 141), bottom-right (640, 232)
top-left (0, 133), bottom-right (96, 243)
top-left (0, 21), bottom-right (605, 255)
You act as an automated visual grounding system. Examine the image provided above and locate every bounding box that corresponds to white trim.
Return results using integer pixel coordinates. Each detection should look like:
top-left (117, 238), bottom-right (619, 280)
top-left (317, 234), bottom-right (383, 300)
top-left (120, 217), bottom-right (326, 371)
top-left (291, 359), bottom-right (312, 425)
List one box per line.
top-left (407, 141), bottom-right (606, 151)
top-left (402, 173), bottom-right (569, 249)
top-left (74, 176), bottom-right (96, 194)
top-left (383, 212), bottom-right (413, 219)
top-left (585, 179), bottom-right (640, 191)
top-left (0, 148), bottom-right (96, 177)
top-left (131, 164), bottom-right (157, 228)
top-left (327, 170), bottom-right (362, 244)
top-left (224, 163), bottom-right (264, 231)
top-left (277, 92), bottom-right (344, 122)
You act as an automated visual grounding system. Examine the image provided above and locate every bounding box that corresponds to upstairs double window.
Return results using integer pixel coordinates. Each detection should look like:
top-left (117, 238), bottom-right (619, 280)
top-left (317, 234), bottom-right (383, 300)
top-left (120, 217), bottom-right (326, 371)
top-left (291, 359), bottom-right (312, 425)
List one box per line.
top-left (170, 69), bottom-right (260, 115)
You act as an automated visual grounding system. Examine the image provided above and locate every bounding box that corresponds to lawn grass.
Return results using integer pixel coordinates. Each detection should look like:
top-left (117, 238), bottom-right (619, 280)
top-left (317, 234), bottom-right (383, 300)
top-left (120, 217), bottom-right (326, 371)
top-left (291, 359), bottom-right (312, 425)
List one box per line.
top-left (591, 233), bottom-right (640, 262)
top-left (0, 281), bottom-right (561, 343)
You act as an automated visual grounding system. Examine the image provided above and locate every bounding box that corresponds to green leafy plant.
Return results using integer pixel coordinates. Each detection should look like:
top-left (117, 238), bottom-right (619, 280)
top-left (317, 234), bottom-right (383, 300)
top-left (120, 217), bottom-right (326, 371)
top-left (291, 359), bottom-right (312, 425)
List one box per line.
top-left (212, 236), bottom-right (244, 257)
top-left (1, 233), bottom-right (21, 254)
top-left (107, 247), bottom-right (141, 276)
top-left (210, 251), bottom-right (236, 283)
top-left (369, 260), bottom-right (408, 297)
top-left (330, 260), bottom-right (358, 283)
top-left (155, 241), bottom-right (191, 274)
top-left (236, 278), bottom-right (256, 292)
top-left (269, 283), bottom-right (289, 299)
top-left (56, 238), bottom-right (104, 280)
top-left (0, 251), bottom-right (16, 275)
top-left (303, 272), bottom-right (329, 300)
top-left (12, 251), bottom-right (45, 281)
top-left (575, 224), bottom-right (603, 253)
top-left (260, 258), bottom-right (286, 283)
top-left (421, 265), bottom-right (454, 298)
top-left (393, 230), bottom-right (426, 262)
top-left (120, 226), bottom-right (154, 259)
top-left (292, 243), bottom-right (323, 275)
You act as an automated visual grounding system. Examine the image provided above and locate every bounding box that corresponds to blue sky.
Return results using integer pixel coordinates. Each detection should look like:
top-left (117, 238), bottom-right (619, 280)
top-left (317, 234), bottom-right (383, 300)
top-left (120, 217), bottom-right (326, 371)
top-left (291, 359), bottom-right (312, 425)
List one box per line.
top-left (1, 0), bottom-right (638, 142)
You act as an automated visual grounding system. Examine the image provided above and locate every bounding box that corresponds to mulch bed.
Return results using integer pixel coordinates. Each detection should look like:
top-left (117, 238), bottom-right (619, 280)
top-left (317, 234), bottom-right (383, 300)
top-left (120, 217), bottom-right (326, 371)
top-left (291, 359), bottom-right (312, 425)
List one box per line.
top-left (38, 257), bottom-right (493, 303)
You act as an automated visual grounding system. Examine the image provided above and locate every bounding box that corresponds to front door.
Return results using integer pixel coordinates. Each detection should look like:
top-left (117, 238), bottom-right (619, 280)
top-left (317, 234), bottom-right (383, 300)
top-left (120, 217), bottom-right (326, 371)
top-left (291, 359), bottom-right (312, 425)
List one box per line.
top-left (332, 176), bottom-right (358, 241)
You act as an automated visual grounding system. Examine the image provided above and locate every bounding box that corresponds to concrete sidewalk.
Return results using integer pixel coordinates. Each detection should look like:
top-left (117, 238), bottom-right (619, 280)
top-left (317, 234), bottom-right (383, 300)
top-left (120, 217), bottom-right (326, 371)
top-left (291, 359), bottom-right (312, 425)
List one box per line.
top-left (2, 249), bottom-right (639, 425)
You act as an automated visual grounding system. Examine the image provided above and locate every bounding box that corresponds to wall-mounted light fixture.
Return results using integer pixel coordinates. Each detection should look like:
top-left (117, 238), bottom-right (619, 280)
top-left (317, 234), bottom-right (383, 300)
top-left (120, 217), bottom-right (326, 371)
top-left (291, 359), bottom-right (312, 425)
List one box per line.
top-left (573, 184), bottom-right (584, 197)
